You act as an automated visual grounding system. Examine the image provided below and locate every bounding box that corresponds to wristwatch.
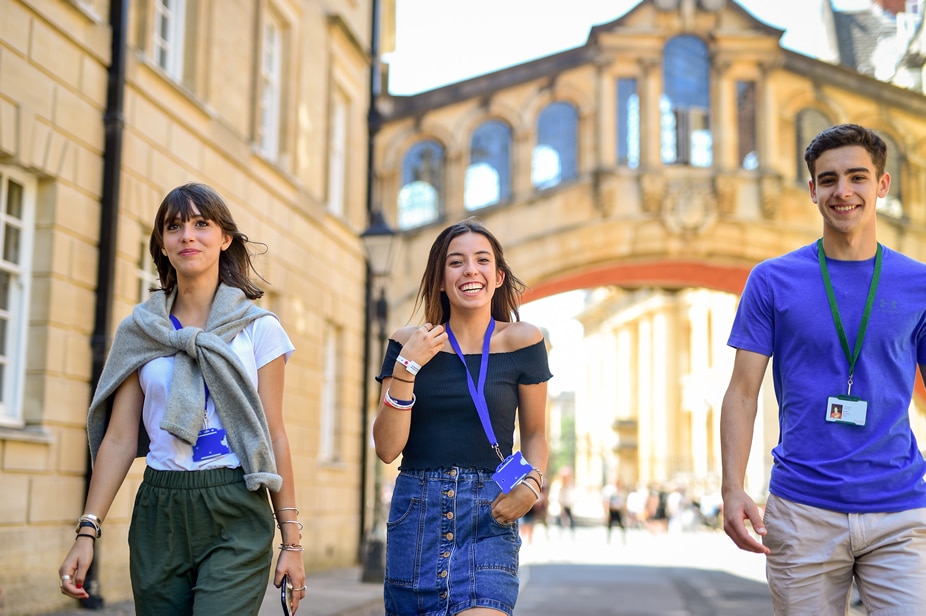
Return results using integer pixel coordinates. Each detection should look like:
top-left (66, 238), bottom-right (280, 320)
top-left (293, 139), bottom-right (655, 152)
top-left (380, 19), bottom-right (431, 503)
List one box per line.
top-left (396, 354), bottom-right (421, 376)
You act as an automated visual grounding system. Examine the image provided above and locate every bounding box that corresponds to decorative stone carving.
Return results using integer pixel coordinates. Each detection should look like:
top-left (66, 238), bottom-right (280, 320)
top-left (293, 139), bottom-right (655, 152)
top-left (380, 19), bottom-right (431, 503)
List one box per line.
top-left (760, 174), bottom-right (782, 219)
top-left (660, 178), bottom-right (717, 234)
top-left (714, 174), bottom-right (737, 216)
top-left (640, 172), bottom-right (666, 214)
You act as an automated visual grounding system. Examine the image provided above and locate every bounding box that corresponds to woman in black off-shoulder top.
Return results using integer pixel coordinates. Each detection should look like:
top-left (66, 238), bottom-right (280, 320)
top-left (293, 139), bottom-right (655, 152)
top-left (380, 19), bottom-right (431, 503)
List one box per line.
top-left (373, 217), bottom-right (551, 616)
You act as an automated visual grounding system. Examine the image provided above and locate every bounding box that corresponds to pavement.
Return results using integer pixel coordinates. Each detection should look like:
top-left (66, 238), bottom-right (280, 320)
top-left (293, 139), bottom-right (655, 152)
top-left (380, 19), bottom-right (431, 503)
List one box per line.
top-left (44, 566), bottom-right (384, 616)
top-left (42, 526), bottom-right (867, 616)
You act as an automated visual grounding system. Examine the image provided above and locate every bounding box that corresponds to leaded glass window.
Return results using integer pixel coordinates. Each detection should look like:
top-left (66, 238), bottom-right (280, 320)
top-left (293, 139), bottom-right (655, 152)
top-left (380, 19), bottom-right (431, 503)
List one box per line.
top-left (398, 140), bottom-right (444, 229)
top-left (662, 35), bottom-right (712, 167)
top-left (533, 102), bottom-right (578, 189)
top-left (466, 120), bottom-right (512, 210)
top-left (617, 78), bottom-right (640, 169)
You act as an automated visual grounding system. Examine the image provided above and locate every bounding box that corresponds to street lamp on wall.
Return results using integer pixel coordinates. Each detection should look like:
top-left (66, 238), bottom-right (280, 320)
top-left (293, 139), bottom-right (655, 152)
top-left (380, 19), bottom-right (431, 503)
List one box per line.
top-left (359, 208), bottom-right (396, 583)
top-left (361, 209), bottom-right (396, 279)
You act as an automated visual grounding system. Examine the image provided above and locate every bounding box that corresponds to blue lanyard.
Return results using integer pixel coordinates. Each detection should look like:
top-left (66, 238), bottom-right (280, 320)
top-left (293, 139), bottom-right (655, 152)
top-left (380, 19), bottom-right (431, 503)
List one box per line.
top-left (446, 318), bottom-right (504, 463)
top-left (169, 314), bottom-right (210, 405)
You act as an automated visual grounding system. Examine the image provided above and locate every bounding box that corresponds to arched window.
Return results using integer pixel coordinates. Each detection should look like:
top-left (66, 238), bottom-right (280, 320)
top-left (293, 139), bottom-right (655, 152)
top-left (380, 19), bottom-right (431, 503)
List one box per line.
top-left (795, 109), bottom-right (832, 182)
top-left (876, 132), bottom-right (904, 219)
top-left (662, 35), bottom-right (711, 167)
top-left (532, 102), bottom-right (578, 189)
top-left (397, 140), bottom-right (444, 229)
top-left (465, 120), bottom-right (512, 210)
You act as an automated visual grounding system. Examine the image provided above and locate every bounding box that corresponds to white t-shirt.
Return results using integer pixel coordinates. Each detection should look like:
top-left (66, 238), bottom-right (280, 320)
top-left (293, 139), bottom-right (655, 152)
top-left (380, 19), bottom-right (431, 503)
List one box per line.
top-left (138, 315), bottom-right (295, 471)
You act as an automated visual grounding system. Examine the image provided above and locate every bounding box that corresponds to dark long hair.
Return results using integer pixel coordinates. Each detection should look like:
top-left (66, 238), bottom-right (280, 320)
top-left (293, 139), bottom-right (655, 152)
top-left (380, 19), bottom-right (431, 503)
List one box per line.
top-left (414, 217), bottom-right (526, 325)
top-left (148, 183), bottom-right (266, 299)
top-left (804, 123), bottom-right (887, 179)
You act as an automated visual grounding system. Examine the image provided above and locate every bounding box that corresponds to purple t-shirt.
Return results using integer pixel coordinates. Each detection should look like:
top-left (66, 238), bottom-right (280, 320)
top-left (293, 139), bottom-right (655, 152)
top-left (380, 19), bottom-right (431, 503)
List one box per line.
top-left (729, 242), bottom-right (926, 513)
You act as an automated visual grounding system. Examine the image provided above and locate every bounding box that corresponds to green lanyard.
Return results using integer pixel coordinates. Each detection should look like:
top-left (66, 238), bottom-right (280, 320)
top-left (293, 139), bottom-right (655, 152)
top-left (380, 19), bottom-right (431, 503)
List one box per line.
top-left (817, 238), bottom-right (882, 396)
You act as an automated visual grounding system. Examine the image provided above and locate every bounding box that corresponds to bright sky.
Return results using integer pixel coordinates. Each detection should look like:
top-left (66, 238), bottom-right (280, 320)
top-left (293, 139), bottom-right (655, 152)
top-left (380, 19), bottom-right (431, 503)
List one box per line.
top-left (386, 0), bottom-right (876, 391)
top-left (388, 0), bottom-right (875, 95)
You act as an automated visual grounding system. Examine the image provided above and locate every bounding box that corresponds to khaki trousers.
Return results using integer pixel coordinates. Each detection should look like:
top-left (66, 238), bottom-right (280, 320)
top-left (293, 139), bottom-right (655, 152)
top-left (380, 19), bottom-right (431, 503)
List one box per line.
top-left (763, 493), bottom-right (926, 616)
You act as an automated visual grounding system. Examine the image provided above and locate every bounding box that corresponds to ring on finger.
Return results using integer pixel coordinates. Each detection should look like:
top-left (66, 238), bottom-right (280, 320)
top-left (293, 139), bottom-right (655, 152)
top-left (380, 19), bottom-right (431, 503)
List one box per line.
top-left (294, 586), bottom-right (307, 592)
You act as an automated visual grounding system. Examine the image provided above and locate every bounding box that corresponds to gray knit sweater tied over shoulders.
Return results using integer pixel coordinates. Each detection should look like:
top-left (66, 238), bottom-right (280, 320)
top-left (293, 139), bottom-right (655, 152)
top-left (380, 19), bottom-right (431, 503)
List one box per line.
top-left (87, 283), bottom-right (282, 492)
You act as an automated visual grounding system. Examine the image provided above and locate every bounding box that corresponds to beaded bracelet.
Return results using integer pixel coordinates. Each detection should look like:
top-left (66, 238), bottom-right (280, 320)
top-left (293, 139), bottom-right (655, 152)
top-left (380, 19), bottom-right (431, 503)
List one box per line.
top-left (384, 388), bottom-right (415, 410)
top-left (279, 543), bottom-right (305, 552)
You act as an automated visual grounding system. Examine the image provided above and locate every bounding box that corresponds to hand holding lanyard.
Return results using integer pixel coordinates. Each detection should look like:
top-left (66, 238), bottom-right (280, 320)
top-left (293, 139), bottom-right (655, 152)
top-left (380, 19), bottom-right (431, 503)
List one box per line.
top-left (446, 318), bottom-right (533, 493)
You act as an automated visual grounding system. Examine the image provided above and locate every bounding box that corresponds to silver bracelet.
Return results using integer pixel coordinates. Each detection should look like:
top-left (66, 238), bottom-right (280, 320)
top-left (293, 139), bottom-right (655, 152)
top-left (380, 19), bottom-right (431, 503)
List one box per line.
top-left (519, 479), bottom-right (541, 501)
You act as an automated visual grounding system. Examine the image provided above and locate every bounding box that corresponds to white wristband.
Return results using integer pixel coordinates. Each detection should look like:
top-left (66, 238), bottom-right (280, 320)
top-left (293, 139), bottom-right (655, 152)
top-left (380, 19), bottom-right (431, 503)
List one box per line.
top-left (396, 354), bottom-right (421, 376)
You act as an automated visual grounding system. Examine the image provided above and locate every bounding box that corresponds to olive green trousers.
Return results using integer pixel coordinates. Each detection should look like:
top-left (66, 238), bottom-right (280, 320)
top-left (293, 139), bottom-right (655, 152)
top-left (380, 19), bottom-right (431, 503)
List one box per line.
top-left (128, 466), bottom-right (274, 616)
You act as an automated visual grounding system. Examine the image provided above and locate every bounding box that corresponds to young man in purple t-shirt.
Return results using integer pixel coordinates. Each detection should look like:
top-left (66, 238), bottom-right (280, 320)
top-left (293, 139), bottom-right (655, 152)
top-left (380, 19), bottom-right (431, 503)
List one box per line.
top-left (722, 124), bottom-right (926, 615)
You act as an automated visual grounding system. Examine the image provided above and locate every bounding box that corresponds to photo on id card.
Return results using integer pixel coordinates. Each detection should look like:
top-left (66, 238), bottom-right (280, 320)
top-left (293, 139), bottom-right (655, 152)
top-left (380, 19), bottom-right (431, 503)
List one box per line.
top-left (826, 395), bottom-right (867, 426)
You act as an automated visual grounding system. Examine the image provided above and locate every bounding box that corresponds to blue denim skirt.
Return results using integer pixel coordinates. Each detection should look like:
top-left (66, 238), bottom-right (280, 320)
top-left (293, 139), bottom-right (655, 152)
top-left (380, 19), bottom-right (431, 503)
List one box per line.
top-left (384, 467), bottom-right (521, 616)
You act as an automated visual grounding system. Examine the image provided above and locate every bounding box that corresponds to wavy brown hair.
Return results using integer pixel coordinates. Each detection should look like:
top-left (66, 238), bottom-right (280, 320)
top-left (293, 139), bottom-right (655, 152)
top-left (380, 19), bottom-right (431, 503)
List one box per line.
top-left (414, 217), bottom-right (526, 325)
top-left (148, 183), bottom-right (266, 299)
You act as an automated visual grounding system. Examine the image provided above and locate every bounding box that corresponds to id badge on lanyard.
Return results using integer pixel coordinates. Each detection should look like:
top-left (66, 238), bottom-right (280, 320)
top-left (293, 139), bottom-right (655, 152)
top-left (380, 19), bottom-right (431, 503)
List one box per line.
top-left (169, 315), bottom-right (232, 461)
top-left (447, 319), bottom-right (532, 493)
top-left (817, 239), bottom-right (880, 428)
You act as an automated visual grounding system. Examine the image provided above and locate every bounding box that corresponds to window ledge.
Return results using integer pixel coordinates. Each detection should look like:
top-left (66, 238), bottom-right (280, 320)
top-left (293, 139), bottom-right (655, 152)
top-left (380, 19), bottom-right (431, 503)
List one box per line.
top-left (0, 425), bottom-right (55, 445)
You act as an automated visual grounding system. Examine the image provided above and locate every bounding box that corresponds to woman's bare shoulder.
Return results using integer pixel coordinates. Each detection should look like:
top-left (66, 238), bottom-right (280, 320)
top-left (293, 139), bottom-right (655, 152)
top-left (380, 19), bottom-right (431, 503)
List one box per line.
top-left (390, 325), bottom-right (420, 345)
top-left (497, 320), bottom-right (545, 351)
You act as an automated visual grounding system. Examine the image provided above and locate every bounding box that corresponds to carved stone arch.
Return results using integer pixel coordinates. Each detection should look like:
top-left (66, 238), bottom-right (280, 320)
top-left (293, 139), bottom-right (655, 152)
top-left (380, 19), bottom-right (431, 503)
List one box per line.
top-left (850, 116), bottom-right (909, 166)
top-left (521, 87), bottom-right (557, 122)
top-left (381, 123), bottom-right (457, 172)
top-left (853, 116), bottom-right (907, 151)
top-left (453, 101), bottom-right (520, 140)
top-left (549, 81), bottom-right (595, 118)
top-left (777, 88), bottom-right (837, 122)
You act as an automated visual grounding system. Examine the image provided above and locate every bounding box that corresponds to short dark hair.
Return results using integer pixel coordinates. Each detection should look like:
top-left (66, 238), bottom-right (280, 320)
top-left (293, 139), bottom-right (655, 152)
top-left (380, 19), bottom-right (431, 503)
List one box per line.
top-left (149, 183), bottom-right (266, 299)
top-left (804, 123), bottom-right (887, 180)
top-left (414, 217), bottom-right (526, 325)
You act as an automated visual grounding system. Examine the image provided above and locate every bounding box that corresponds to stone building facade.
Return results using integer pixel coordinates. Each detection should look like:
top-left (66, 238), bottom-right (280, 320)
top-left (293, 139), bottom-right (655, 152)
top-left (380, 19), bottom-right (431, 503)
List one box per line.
top-left (1, 0), bottom-right (387, 612)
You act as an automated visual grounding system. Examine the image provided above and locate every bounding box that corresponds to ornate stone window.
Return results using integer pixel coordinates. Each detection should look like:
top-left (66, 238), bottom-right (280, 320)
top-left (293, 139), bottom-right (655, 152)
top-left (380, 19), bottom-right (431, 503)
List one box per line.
top-left (661, 35), bottom-right (711, 167)
top-left (532, 102), bottom-right (578, 189)
top-left (465, 120), bottom-right (512, 210)
top-left (398, 140), bottom-right (444, 229)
